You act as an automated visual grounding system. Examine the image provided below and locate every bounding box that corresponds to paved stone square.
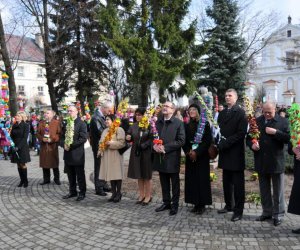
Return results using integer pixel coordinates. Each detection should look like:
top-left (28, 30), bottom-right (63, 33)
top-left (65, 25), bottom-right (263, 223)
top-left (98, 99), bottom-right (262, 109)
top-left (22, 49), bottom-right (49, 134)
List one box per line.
top-left (0, 145), bottom-right (300, 249)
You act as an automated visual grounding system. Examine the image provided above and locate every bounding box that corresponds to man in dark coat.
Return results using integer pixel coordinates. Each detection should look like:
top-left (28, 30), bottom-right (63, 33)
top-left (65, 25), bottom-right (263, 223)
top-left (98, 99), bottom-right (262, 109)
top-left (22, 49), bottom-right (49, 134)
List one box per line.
top-left (61, 106), bottom-right (88, 201)
top-left (90, 101), bottom-right (113, 196)
top-left (217, 89), bottom-right (248, 222)
top-left (246, 101), bottom-right (290, 226)
top-left (153, 101), bottom-right (185, 216)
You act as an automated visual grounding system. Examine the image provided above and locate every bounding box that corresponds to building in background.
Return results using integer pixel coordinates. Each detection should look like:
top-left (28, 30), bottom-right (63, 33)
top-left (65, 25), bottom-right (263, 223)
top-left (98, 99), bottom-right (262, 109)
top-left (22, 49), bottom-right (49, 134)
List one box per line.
top-left (247, 16), bottom-right (300, 106)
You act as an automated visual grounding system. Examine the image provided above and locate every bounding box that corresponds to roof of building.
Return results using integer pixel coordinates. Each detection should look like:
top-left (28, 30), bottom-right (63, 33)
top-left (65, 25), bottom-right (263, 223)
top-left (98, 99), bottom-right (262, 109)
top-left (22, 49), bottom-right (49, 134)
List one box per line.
top-left (5, 34), bottom-right (45, 63)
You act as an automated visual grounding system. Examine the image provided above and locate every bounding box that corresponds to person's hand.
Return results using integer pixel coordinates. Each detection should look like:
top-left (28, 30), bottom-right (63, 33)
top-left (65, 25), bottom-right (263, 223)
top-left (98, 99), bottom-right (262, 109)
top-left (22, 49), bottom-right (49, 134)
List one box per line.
top-left (153, 144), bottom-right (164, 153)
top-left (189, 150), bottom-right (197, 162)
top-left (64, 145), bottom-right (70, 151)
top-left (126, 135), bottom-right (131, 141)
top-left (251, 142), bottom-right (260, 151)
top-left (265, 127), bottom-right (276, 135)
top-left (12, 147), bottom-right (19, 152)
top-left (292, 147), bottom-right (300, 160)
top-left (106, 141), bottom-right (112, 146)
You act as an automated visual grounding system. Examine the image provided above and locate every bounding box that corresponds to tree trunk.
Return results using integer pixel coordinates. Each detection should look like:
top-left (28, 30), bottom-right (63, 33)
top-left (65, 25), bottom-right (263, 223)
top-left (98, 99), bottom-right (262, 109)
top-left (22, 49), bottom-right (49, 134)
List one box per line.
top-left (0, 13), bottom-right (18, 116)
top-left (43, 0), bottom-right (58, 112)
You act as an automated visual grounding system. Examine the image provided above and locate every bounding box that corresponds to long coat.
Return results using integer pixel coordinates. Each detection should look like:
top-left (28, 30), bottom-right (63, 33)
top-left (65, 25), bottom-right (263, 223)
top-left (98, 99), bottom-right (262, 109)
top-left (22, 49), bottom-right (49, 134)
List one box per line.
top-left (10, 121), bottom-right (31, 164)
top-left (36, 119), bottom-right (61, 169)
top-left (61, 117), bottom-right (88, 166)
top-left (127, 123), bottom-right (152, 179)
top-left (152, 116), bottom-right (185, 173)
top-left (217, 104), bottom-right (248, 171)
top-left (89, 110), bottom-right (106, 152)
top-left (246, 114), bottom-right (290, 174)
top-left (99, 127), bottom-right (125, 181)
top-left (288, 143), bottom-right (300, 215)
top-left (183, 120), bottom-right (212, 206)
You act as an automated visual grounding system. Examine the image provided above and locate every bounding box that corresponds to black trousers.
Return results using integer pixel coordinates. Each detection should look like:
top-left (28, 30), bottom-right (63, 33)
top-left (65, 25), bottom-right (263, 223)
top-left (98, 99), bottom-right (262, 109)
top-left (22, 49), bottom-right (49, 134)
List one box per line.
top-left (66, 164), bottom-right (86, 196)
top-left (222, 169), bottom-right (245, 215)
top-left (42, 168), bottom-right (59, 182)
top-left (92, 150), bottom-right (106, 192)
top-left (159, 172), bottom-right (180, 208)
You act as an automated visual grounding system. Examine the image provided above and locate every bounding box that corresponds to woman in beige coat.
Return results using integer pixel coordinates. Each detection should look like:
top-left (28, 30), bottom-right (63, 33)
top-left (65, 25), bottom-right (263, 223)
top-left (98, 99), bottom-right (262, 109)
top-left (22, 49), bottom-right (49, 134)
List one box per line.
top-left (98, 114), bottom-right (125, 202)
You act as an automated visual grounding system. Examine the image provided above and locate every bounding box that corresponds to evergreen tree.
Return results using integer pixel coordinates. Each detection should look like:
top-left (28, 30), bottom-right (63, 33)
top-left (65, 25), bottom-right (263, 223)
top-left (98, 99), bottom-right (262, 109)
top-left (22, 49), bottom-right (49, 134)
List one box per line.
top-left (49, 0), bottom-right (109, 108)
top-left (199, 0), bottom-right (247, 102)
top-left (97, 0), bottom-right (197, 107)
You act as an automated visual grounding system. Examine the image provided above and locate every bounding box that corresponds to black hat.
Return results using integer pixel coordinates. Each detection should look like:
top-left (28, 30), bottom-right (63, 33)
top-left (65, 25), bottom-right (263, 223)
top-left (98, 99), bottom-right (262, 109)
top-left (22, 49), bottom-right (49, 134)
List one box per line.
top-left (188, 103), bottom-right (201, 114)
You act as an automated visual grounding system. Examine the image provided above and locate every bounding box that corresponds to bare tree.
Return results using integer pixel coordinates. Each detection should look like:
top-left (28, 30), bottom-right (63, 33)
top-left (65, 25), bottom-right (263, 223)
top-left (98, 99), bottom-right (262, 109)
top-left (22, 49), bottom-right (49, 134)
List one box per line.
top-left (18, 0), bottom-right (58, 112)
top-left (0, 12), bottom-right (18, 116)
top-left (106, 55), bottom-right (134, 108)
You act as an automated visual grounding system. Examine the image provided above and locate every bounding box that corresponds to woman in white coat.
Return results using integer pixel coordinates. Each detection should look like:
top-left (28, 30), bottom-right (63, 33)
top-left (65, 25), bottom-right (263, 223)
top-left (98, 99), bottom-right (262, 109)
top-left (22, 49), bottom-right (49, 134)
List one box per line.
top-left (98, 114), bottom-right (125, 202)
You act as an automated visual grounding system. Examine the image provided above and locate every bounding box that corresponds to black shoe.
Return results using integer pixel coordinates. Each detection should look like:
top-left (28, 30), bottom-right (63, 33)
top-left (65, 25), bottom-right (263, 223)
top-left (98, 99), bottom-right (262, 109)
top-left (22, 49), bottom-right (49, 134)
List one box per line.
top-left (76, 194), bottom-right (85, 201)
top-left (292, 228), bottom-right (300, 234)
top-left (155, 204), bottom-right (171, 212)
top-left (108, 193), bottom-right (116, 202)
top-left (255, 215), bottom-right (272, 221)
top-left (95, 190), bottom-right (107, 196)
top-left (142, 197), bottom-right (152, 206)
top-left (190, 206), bottom-right (198, 213)
top-left (136, 197), bottom-right (145, 204)
top-left (169, 207), bottom-right (178, 216)
top-left (196, 207), bottom-right (206, 215)
top-left (218, 207), bottom-right (233, 214)
top-left (62, 193), bottom-right (77, 199)
top-left (23, 182), bottom-right (28, 188)
top-left (273, 218), bottom-right (282, 226)
top-left (54, 180), bottom-right (61, 185)
top-left (113, 193), bottom-right (122, 203)
top-left (231, 214), bottom-right (242, 222)
top-left (40, 181), bottom-right (50, 185)
top-left (17, 181), bottom-right (24, 187)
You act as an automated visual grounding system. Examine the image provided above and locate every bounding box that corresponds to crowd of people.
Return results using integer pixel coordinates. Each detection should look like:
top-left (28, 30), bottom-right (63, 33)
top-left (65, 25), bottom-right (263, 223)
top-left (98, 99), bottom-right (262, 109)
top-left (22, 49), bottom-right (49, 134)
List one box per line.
top-left (0, 88), bottom-right (300, 234)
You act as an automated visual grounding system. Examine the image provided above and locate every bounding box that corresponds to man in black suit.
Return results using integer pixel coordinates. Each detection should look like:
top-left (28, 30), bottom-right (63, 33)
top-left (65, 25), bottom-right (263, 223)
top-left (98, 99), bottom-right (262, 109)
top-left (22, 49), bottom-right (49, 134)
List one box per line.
top-left (153, 101), bottom-right (185, 216)
top-left (61, 106), bottom-right (88, 201)
top-left (217, 89), bottom-right (248, 221)
top-left (247, 102), bottom-right (290, 226)
top-left (90, 101), bottom-right (113, 196)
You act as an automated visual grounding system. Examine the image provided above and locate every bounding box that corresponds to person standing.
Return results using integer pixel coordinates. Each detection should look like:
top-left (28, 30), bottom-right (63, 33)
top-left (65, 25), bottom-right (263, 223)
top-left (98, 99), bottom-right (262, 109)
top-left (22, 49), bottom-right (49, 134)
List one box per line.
top-left (288, 144), bottom-right (300, 233)
top-left (61, 106), bottom-right (88, 201)
top-left (153, 102), bottom-right (185, 216)
top-left (217, 89), bottom-right (248, 222)
top-left (98, 115), bottom-right (126, 202)
top-left (183, 104), bottom-right (212, 214)
top-left (90, 101), bottom-right (113, 196)
top-left (127, 108), bottom-right (153, 205)
top-left (11, 111), bottom-right (31, 188)
top-left (247, 102), bottom-right (290, 226)
top-left (36, 110), bottom-right (61, 185)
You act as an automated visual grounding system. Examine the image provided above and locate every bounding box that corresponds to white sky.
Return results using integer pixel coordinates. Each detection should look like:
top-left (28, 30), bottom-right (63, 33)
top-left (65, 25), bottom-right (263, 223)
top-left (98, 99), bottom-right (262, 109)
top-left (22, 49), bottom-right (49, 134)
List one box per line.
top-left (190, 0), bottom-right (300, 25)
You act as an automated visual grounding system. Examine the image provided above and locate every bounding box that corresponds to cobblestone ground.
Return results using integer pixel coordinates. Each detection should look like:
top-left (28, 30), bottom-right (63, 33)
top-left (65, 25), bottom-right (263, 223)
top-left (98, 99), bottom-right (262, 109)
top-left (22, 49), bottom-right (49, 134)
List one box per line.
top-left (1, 144), bottom-right (300, 249)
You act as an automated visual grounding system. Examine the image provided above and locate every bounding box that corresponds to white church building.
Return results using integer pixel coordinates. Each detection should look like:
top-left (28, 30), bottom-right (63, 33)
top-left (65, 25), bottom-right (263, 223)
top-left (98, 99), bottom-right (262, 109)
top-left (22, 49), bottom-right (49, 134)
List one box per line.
top-left (247, 16), bottom-right (300, 106)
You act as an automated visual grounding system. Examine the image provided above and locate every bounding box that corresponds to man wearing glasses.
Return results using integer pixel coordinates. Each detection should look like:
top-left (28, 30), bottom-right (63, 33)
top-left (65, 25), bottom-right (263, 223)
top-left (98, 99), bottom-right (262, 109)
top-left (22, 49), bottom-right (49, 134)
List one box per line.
top-left (153, 101), bottom-right (185, 216)
top-left (61, 106), bottom-right (88, 201)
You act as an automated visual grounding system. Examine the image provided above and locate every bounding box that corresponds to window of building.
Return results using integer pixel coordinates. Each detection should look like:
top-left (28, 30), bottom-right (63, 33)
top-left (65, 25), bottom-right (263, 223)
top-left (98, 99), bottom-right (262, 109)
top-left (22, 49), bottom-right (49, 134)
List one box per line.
top-left (37, 86), bottom-right (44, 96)
top-left (287, 78), bottom-right (294, 90)
top-left (17, 66), bottom-right (24, 77)
top-left (286, 51), bottom-right (295, 69)
top-left (37, 68), bottom-right (43, 78)
top-left (18, 85), bottom-right (25, 95)
top-left (287, 30), bottom-right (292, 37)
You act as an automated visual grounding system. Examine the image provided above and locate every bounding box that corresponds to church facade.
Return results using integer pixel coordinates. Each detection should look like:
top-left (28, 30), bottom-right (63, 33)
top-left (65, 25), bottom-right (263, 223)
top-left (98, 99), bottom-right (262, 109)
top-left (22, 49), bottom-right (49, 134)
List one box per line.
top-left (247, 16), bottom-right (300, 106)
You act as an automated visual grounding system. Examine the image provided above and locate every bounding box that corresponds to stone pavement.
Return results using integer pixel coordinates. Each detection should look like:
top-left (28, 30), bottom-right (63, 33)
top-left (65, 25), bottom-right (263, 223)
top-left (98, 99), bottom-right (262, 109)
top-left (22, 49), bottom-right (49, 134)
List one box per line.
top-left (0, 144), bottom-right (300, 249)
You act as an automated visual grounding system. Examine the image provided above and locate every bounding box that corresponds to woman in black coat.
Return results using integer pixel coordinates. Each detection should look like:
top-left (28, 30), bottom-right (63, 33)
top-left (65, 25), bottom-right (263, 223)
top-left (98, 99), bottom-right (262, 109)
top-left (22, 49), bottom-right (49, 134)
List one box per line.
top-left (11, 111), bottom-right (31, 187)
top-left (288, 143), bottom-right (300, 234)
top-left (127, 108), bottom-right (153, 205)
top-left (183, 104), bottom-right (212, 214)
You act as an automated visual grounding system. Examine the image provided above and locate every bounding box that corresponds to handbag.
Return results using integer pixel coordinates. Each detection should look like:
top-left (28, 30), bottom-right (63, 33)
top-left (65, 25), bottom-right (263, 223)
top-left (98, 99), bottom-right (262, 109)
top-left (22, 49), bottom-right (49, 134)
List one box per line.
top-left (208, 143), bottom-right (218, 160)
top-left (118, 141), bottom-right (131, 155)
